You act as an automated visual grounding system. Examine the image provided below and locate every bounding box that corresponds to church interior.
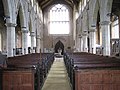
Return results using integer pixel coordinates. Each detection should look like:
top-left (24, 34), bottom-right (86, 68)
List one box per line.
top-left (0, 0), bottom-right (120, 90)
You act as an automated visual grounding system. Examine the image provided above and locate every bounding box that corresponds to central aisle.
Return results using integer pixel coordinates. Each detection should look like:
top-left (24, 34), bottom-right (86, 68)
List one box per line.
top-left (42, 57), bottom-right (71, 90)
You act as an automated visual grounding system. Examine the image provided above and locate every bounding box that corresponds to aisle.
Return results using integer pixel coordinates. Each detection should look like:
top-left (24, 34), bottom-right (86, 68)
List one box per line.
top-left (42, 57), bottom-right (71, 90)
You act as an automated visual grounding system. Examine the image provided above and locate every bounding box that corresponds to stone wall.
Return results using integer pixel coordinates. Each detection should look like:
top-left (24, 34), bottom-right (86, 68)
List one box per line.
top-left (43, 4), bottom-right (74, 53)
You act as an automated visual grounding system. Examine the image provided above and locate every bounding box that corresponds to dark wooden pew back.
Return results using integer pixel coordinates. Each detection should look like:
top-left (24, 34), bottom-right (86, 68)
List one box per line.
top-left (0, 68), bottom-right (2, 90)
top-left (0, 53), bottom-right (7, 90)
top-left (64, 52), bottom-right (120, 90)
top-left (0, 54), bottom-right (7, 68)
top-left (7, 53), bottom-right (53, 68)
top-left (75, 69), bottom-right (120, 90)
top-left (3, 53), bottom-right (54, 90)
top-left (3, 69), bottom-right (35, 90)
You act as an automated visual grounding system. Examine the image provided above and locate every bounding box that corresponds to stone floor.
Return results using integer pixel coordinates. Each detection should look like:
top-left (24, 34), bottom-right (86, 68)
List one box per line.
top-left (42, 57), bottom-right (71, 90)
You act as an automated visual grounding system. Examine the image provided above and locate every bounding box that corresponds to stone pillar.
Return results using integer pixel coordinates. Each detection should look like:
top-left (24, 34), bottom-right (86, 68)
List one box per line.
top-left (21, 27), bottom-right (28, 55)
top-left (82, 31), bottom-right (88, 52)
top-left (6, 23), bottom-right (16, 57)
top-left (30, 32), bottom-right (35, 53)
top-left (36, 35), bottom-right (41, 53)
top-left (118, 15), bottom-right (120, 55)
top-left (40, 38), bottom-right (43, 53)
top-left (100, 21), bottom-right (111, 56)
top-left (89, 29), bottom-right (96, 54)
top-left (75, 36), bottom-right (80, 52)
top-left (118, 15), bottom-right (120, 39)
top-left (79, 35), bottom-right (83, 52)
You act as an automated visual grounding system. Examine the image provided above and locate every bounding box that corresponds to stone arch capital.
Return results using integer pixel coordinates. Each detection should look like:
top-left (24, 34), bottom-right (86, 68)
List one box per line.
top-left (5, 23), bottom-right (17, 27)
top-left (99, 21), bottom-right (111, 25)
top-left (30, 32), bottom-right (35, 37)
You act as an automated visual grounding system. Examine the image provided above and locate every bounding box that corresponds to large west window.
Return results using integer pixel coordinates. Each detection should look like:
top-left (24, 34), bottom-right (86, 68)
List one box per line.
top-left (49, 4), bottom-right (70, 34)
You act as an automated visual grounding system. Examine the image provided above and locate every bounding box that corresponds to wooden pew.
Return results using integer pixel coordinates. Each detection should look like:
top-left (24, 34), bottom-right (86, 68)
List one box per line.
top-left (7, 53), bottom-right (54, 78)
top-left (0, 67), bottom-right (2, 90)
top-left (3, 53), bottom-right (54, 90)
top-left (0, 53), bottom-right (7, 68)
top-left (64, 52), bottom-right (120, 90)
top-left (3, 68), bottom-right (35, 90)
top-left (75, 69), bottom-right (120, 90)
top-left (0, 53), bottom-right (7, 90)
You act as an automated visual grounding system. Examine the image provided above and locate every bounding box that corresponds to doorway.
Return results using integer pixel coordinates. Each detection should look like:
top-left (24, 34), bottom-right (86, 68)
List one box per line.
top-left (54, 40), bottom-right (64, 55)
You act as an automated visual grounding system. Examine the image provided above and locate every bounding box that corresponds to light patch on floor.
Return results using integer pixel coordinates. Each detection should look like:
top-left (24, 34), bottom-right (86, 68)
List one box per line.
top-left (42, 57), bottom-right (71, 90)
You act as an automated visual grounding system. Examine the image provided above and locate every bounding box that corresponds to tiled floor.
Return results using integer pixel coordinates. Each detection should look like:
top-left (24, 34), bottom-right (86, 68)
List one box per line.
top-left (42, 57), bottom-right (71, 90)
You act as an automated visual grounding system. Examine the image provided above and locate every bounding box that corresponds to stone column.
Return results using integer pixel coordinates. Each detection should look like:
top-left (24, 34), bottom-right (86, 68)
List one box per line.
top-left (75, 36), bottom-right (80, 52)
top-left (82, 31), bottom-right (88, 52)
top-left (21, 27), bottom-right (28, 54)
top-left (30, 32), bottom-right (35, 53)
top-left (89, 29), bottom-right (96, 54)
top-left (36, 35), bottom-right (41, 53)
top-left (6, 23), bottom-right (16, 57)
top-left (100, 21), bottom-right (111, 56)
top-left (118, 13), bottom-right (120, 38)
top-left (79, 35), bottom-right (83, 52)
top-left (118, 15), bottom-right (120, 55)
top-left (40, 38), bottom-right (43, 53)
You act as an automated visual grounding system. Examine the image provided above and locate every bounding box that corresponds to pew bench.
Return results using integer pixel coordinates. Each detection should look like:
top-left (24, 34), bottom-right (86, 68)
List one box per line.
top-left (64, 52), bottom-right (120, 90)
top-left (3, 53), bottom-right (54, 90)
top-left (0, 67), bottom-right (2, 90)
top-left (74, 68), bottom-right (120, 90)
top-left (3, 68), bottom-right (36, 90)
top-left (0, 53), bottom-right (7, 90)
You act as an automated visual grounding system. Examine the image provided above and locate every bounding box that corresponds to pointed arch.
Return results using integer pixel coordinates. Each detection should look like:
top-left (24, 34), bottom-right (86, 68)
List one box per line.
top-left (107, 0), bottom-right (113, 13)
top-left (16, 1), bottom-right (26, 27)
top-left (2, 0), bottom-right (9, 15)
top-left (92, 0), bottom-right (100, 25)
top-left (29, 9), bottom-right (36, 32)
top-left (54, 40), bottom-right (64, 55)
top-left (29, 18), bottom-right (32, 32)
top-left (2, 0), bottom-right (12, 22)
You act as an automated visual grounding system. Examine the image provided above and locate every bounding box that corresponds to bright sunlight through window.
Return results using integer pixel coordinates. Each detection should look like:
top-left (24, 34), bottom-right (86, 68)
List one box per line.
top-left (49, 4), bottom-right (70, 34)
top-left (112, 19), bottom-right (119, 39)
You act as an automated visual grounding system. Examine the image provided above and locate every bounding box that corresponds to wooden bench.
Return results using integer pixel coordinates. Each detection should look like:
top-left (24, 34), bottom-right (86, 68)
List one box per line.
top-left (3, 69), bottom-right (35, 90)
top-left (3, 53), bottom-right (54, 90)
top-left (0, 54), bottom-right (7, 68)
top-left (0, 53), bottom-right (7, 90)
top-left (64, 52), bottom-right (120, 90)
top-left (0, 68), bottom-right (2, 90)
top-left (7, 53), bottom-right (54, 78)
top-left (75, 69), bottom-right (120, 90)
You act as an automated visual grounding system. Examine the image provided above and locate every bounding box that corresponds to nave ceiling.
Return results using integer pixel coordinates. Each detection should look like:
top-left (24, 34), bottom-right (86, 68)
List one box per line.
top-left (112, 0), bottom-right (120, 16)
top-left (37, 0), bottom-right (80, 10)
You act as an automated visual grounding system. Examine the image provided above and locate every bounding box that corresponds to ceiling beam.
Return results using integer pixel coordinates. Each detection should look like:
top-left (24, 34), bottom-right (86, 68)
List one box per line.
top-left (37, 0), bottom-right (79, 10)
top-left (42, 0), bottom-right (53, 9)
top-left (40, 0), bottom-right (50, 6)
top-left (65, 0), bottom-right (74, 6)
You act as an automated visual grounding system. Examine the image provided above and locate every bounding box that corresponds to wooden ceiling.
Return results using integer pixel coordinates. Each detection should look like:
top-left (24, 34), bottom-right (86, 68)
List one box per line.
top-left (37, 0), bottom-right (120, 14)
top-left (37, 0), bottom-right (80, 10)
top-left (112, 0), bottom-right (120, 16)
top-left (0, 0), bottom-right (5, 22)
